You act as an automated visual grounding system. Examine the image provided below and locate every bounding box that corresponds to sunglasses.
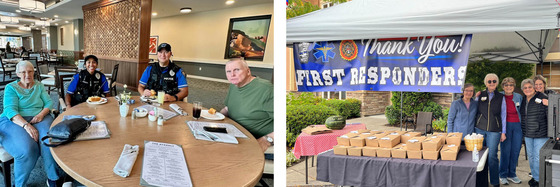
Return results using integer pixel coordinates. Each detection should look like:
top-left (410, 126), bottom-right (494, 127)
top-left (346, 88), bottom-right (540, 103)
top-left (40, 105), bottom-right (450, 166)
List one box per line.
top-left (487, 80), bottom-right (497, 84)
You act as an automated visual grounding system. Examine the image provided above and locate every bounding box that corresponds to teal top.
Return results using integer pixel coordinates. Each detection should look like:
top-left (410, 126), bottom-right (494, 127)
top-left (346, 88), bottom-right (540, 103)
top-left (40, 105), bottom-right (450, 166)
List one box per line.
top-left (1, 80), bottom-right (53, 119)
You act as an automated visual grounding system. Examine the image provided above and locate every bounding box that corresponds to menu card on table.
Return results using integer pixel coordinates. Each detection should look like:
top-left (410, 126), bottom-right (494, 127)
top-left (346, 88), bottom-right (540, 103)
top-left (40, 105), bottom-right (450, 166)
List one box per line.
top-left (140, 141), bottom-right (192, 187)
top-left (186, 121), bottom-right (248, 138)
top-left (75, 121), bottom-right (110, 141)
top-left (137, 105), bottom-right (178, 120)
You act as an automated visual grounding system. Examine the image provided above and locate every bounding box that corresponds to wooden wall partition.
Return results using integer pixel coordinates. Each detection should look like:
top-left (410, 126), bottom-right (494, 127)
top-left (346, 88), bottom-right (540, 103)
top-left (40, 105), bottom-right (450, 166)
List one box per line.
top-left (82, 0), bottom-right (152, 88)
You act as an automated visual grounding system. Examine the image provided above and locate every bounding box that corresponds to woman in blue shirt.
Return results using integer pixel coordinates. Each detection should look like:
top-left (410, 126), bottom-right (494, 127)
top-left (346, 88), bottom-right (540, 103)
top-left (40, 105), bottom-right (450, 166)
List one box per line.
top-left (0, 61), bottom-right (61, 186)
top-left (447, 83), bottom-right (477, 139)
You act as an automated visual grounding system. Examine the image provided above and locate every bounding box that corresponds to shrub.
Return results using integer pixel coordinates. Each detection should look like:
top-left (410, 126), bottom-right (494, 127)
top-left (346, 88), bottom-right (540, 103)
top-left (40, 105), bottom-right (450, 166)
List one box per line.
top-left (346, 98), bottom-right (362, 118)
top-left (422, 101), bottom-right (443, 120)
top-left (286, 151), bottom-right (300, 167)
top-left (286, 104), bottom-right (338, 147)
top-left (465, 59), bottom-right (534, 92)
top-left (287, 92), bottom-right (324, 106)
top-left (385, 105), bottom-right (401, 125)
top-left (390, 92), bottom-right (432, 117)
top-left (432, 107), bottom-right (450, 132)
top-left (321, 99), bottom-right (361, 119)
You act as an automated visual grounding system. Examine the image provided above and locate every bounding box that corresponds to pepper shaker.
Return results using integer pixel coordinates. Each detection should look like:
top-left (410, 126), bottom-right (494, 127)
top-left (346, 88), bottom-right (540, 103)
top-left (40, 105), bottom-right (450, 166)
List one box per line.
top-left (157, 115), bottom-right (164, 126)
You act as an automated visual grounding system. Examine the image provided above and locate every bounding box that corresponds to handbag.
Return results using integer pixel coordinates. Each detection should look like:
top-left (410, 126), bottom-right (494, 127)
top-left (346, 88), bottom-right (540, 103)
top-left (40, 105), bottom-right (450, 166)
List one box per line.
top-left (41, 118), bottom-right (91, 147)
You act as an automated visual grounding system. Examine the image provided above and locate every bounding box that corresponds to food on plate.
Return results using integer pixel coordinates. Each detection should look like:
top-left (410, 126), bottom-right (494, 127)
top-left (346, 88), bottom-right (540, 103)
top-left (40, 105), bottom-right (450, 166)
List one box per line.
top-left (208, 108), bottom-right (216, 115)
top-left (88, 96), bottom-right (101, 102)
top-left (150, 90), bottom-right (156, 96)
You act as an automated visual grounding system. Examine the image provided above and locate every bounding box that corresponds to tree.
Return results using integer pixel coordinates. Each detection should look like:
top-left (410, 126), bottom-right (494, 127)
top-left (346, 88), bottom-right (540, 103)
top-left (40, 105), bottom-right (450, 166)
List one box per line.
top-left (465, 59), bottom-right (534, 92)
top-left (287, 0), bottom-right (348, 19)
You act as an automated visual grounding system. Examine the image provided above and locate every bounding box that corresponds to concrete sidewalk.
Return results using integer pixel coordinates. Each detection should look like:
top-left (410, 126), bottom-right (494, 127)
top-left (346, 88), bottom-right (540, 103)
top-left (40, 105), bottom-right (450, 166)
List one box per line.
top-left (286, 114), bottom-right (532, 187)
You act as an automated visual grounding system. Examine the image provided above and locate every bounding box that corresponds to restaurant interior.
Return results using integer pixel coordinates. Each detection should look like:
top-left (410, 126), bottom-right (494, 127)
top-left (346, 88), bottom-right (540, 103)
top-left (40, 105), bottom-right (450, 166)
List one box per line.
top-left (0, 0), bottom-right (274, 186)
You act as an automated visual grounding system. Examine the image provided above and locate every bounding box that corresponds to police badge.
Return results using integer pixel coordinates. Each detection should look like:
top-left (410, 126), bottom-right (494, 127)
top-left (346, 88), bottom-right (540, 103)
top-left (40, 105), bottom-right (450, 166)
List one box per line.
top-left (170, 70), bottom-right (175, 76)
top-left (95, 73), bottom-right (100, 79)
top-left (297, 43), bottom-right (311, 63)
top-left (340, 40), bottom-right (358, 61)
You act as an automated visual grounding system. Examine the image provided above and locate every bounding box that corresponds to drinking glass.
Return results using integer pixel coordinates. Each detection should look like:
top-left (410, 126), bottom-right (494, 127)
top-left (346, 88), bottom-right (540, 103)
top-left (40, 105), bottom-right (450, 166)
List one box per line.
top-left (192, 101), bottom-right (202, 120)
top-left (157, 91), bottom-right (165, 105)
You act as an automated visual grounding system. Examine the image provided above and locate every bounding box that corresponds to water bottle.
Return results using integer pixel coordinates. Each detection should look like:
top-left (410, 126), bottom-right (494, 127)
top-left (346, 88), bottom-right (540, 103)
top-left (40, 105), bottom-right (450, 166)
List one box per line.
top-left (472, 144), bottom-right (479, 162)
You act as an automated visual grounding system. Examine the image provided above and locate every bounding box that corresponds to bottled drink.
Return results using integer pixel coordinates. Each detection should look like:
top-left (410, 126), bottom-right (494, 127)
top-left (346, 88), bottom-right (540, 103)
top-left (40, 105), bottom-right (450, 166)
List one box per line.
top-left (472, 144), bottom-right (479, 162)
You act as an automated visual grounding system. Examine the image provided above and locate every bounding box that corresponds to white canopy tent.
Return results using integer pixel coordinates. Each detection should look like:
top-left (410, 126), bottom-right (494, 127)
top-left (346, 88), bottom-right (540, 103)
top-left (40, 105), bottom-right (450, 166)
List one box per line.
top-left (287, 0), bottom-right (560, 43)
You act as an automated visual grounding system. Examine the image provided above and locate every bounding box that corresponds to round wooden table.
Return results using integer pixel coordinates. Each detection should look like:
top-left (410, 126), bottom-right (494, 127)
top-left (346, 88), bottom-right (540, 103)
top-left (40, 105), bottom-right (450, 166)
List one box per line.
top-left (50, 96), bottom-right (264, 187)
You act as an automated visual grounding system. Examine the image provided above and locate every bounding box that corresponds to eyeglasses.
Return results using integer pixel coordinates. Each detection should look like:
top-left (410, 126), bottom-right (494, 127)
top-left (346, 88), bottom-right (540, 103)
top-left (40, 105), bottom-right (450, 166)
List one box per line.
top-left (523, 86), bottom-right (534, 90)
top-left (487, 80), bottom-right (497, 84)
top-left (504, 84), bottom-right (514, 87)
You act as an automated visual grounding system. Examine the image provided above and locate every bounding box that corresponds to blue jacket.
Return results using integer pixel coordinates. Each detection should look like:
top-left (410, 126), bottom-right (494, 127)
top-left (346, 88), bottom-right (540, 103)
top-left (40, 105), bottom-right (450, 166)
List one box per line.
top-left (500, 91), bottom-right (522, 123)
top-left (447, 97), bottom-right (478, 138)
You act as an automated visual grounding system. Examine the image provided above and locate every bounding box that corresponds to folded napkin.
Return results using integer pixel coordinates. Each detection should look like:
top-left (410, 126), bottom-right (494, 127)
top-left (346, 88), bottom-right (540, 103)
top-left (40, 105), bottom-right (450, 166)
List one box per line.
top-left (113, 144), bottom-right (139, 178)
top-left (63, 115), bottom-right (96, 121)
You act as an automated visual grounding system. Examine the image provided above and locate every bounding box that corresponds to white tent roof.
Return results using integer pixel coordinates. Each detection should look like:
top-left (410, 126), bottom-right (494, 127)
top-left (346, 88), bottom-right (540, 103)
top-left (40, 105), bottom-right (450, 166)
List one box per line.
top-left (287, 0), bottom-right (560, 44)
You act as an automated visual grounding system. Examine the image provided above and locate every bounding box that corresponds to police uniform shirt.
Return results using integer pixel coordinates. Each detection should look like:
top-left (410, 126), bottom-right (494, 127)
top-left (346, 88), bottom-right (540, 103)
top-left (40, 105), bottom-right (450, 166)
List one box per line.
top-left (139, 64), bottom-right (188, 89)
top-left (67, 72), bottom-right (110, 95)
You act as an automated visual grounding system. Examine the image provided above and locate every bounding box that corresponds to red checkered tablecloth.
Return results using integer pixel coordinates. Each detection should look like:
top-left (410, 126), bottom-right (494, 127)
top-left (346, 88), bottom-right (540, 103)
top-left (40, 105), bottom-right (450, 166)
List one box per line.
top-left (292, 123), bottom-right (366, 159)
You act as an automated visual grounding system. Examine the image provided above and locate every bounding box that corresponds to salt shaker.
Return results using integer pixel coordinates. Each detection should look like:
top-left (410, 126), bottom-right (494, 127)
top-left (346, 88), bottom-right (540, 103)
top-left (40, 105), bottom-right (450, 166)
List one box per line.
top-left (157, 115), bottom-right (164, 126)
top-left (131, 109), bottom-right (136, 119)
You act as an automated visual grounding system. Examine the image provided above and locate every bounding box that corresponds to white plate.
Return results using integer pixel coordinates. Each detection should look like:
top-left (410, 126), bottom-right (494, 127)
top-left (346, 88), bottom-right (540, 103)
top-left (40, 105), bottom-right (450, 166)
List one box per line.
top-left (140, 96), bottom-right (158, 102)
top-left (86, 98), bottom-right (108, 105)
top-left (201, 110), bottom-right (225, 120)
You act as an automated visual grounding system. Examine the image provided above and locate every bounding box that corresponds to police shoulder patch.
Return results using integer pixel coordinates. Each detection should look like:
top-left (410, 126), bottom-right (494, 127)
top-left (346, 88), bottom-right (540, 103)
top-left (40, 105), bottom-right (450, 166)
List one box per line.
top-left (170, 70), bottom-right (175, 76)
top-left (95, 73), bottom-right (100, 79)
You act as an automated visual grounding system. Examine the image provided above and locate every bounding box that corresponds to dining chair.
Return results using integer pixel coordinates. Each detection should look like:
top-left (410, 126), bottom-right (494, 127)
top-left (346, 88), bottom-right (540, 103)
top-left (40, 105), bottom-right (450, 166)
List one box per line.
top-left (45, 53), bottom-right (59, 67)
top-left (415, 112), bottom-right (434, 135)
top-left (37, 64), bottom-right (56, 94)
top-left (0, 144), bottom-right (14, 187)
top-left (5, 53), bottom-right (13, 59)
top-left (57, 74), bottom-right (75, 112)
top-left (0, 58), bottom-right (15, 82)
top-left (109, 64), bottom-right (119, 96)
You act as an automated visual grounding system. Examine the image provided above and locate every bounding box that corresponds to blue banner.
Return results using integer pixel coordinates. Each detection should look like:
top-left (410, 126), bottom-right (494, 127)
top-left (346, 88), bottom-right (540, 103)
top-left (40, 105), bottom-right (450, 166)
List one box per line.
top-left (293, 34), bottom-right (472, 93)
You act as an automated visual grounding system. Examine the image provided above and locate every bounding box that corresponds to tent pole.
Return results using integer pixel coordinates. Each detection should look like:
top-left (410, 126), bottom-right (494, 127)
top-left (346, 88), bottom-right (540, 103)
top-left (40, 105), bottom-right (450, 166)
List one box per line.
top-left (400, 92), bottom-right (403, 131)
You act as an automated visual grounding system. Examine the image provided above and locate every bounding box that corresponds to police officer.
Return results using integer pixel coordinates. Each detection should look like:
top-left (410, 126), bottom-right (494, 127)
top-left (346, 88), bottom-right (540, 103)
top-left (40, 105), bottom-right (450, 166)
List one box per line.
top-left (138, 43), bottom-right (188, 101)
top-left (65, 55), bottom-right (110, 107)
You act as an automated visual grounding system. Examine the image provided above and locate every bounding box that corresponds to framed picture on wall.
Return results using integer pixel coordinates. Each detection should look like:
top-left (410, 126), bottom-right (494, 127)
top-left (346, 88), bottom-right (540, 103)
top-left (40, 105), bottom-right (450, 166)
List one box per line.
top-left (224, 15), bottom-right (272, 61)
top-left (149, 36), bottom-right (158, 55)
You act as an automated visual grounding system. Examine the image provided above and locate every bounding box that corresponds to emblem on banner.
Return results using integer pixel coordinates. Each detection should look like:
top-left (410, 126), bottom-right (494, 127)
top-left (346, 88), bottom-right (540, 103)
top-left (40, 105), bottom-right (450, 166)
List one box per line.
top-left (339, 40), bottom-right (358, 61)
top-left (297, 43), bottom-right (311, 63)
top-left (313, 42), bottom-right (336, 63)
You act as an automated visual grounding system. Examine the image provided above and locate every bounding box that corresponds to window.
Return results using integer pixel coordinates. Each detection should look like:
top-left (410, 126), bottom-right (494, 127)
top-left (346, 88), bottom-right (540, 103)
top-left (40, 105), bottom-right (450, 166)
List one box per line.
top-left (322, 2), bottom-right (334, 8)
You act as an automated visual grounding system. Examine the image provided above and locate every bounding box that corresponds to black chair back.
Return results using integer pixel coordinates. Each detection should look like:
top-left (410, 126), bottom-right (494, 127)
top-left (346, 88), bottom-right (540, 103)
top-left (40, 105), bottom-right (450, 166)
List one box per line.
top-left (110, 64), bottom-right (119, 95)
top-left (5, 53), bottom-right (13, 59)
top-left (54, 66), bottom-right (78, 99)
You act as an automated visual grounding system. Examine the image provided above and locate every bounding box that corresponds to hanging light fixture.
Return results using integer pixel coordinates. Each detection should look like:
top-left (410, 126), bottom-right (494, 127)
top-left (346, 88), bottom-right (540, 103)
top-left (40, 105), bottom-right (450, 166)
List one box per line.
top-left (19, 0), bottom-right (46, 13)
top-left (18, 26), bottom-right (31, 31)
top-left (35, 20), bottom-right (50, 26)
top-left (0, 16), bottom-right (19, 24)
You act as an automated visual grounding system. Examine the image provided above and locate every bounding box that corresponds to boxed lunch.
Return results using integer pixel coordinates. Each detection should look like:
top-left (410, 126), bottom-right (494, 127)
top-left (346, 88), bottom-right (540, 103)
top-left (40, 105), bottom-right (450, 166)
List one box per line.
top-left (377, 147), bottom-right (392, 158)
top-left (337, 135), bottom-right (354, 146)
top-left (401, 132), bottom-right (422, 143)
top-left (391, 143), bottom-right (407, 159)
top-left (422, 137), bottom-right (442, 151)
top-left (333, 145), bottom-right (350, 155)
top-left (379, 135), bottom-right (401, 148)
top-left (432, 133), bottom-right (448, 145)
top-left (359, 133), bottom-right (373, 138)
top-left (446, 133), bottom-right (463, 145)
top-left (440, 144), bottom-right (460, 161)
top-left (407, 136), bottom-right (427, 151)
top-left (365, 135), bottom-right (379, 147)
top-left (358, 129), bottom-right (371, 134)
top-left (422, 147), bottom-right (441, 160)
top-left (362, 147), bottom-right (378, 157)
top-left (348, 146), bottom-right (363, 156)
top-left (407, 149), bottom-right (422, 159)
top-left (350, 137), bottom-right (366, 147)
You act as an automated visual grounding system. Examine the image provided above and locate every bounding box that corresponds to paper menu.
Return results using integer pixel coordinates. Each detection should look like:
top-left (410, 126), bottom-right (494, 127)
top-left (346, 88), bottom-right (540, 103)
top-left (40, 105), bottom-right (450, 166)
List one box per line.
top-left (137, 105), bottom-right (178, 120)
top-left (140, 141), bottom-right (192, 187)
top-left (186, 121), bottom-right (248, 138)
top-left (75, 121), bottom-right (110, 141)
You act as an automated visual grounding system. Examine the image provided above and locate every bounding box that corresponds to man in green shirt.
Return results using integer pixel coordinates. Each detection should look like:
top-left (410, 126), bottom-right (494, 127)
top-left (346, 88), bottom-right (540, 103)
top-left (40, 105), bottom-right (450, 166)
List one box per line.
top-left (221, 58), bottom-right (273, 152)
